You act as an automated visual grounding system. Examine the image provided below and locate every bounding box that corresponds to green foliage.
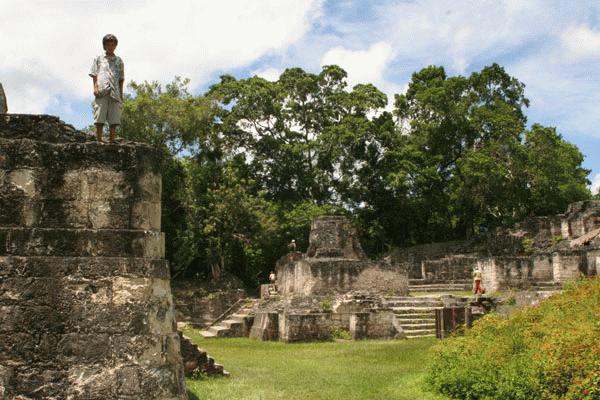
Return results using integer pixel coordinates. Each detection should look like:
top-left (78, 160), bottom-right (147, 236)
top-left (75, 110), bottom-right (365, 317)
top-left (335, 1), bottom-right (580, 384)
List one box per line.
top-left (521, 237), bottom-right (535, 254)
top-left (190, 367), bottom-right (208, 381)
top-left (120, 64), bottom-right (593, 287)
top-left (427, 277), bottom-right (600, 400)
top-left (329, 325), bottom-right (352, 340)
top-left (320, 297), bottom-right (333, 313)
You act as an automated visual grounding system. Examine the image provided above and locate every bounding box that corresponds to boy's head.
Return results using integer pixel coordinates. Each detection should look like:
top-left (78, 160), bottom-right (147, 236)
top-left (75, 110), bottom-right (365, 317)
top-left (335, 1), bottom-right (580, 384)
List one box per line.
top-left (102, 34), bottom-right (118, 52)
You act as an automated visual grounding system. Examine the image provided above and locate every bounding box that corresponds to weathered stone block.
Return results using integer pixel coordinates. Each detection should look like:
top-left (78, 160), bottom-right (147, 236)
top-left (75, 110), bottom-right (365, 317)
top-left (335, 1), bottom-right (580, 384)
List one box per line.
top-left (0, 115), bottom-right (186, 399)
top-left (0, 228), bottom-right (165, 258)
top-left (278, 312), bottom-right (333, 342)
top-left (249, 312), bottom-right (279, 340)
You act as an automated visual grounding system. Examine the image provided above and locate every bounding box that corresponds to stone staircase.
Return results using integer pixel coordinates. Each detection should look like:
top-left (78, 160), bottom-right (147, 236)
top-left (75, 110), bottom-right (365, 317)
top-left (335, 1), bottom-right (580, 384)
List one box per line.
top-left (530, 281), bottom-right (563, 292)
top-left (200, 299), bottom-right (259, 339)
top-left (384, 296), bottom-right (444, 339)
top-left (179, 333), bottom-right (229, 377)
top-left (409, 279), bottom-right (472, 293)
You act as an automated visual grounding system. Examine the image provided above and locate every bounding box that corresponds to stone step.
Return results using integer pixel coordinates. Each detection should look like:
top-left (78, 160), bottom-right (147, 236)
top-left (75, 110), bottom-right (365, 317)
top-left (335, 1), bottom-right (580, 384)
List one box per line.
top-left (385, 300), bottom-right (443, 308)
top-left (392, 307), bottom-right (441, 314)
top-left (403, 328), bottom-right (436, 336)
top-left (199, 330), bottom-right (217, 338)
top-left (221, 319), bottom-right (244, 336)
top-left (406, 333), bottom-right (436, 339)
top-left (409, 285), bottom-right (471, 292)
top-left (208, 325), bottom-right (231, 337)
top-left (400, 323), bottom-right (436, 331)
top-left (395, 317), bottom-right (435, 324)
top-left (394, 312), bottom-right (435, 318)
top-left (0, 195), bottom-right (160, 230)
top-left (385, 296), bottom-right (443, 301)
top-left (0, 227), bottom-right (164, 258)
top-left (0, 256), bottom-right (169, 279)
top-left (531, 282), bottom-right (562, 289)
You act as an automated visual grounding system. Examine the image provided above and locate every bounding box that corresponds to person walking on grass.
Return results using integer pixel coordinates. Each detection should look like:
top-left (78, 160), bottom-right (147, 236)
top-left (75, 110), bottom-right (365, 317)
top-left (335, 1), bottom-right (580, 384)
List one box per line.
top-left (89, 34), bottom-right (124, 143)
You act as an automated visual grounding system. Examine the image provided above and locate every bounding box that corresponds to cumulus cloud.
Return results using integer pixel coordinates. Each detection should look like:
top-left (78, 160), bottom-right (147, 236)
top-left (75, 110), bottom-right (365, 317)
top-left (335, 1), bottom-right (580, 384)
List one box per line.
top-left (370, 0), bottom-right (558, 73)
top-left (561, 26), bottom-right (600, 62)
top-left (0, 0), bottom-right (322, 115)
top-left (252, 67), bottom-right (282, 81)
top-left (321, 42), bottom-right (394, 88)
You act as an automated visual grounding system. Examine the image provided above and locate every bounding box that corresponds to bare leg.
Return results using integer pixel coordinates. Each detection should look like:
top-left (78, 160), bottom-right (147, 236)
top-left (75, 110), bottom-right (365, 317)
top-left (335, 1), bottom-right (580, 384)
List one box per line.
top-left (95, 124), bottom-right (104, 142)
top-left (109, 125), bottom-right (117, 143)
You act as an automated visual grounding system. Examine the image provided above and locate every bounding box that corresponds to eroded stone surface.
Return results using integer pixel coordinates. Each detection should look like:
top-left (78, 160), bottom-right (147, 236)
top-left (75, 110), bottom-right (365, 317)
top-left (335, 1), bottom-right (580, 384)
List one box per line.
top-left (0, 114), bottom-right (187, 399)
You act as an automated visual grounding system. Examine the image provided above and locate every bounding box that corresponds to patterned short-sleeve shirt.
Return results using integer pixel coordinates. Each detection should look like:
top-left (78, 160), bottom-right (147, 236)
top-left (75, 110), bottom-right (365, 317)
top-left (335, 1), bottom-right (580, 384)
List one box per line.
top-left (89, 54), bottom-right (124, 102)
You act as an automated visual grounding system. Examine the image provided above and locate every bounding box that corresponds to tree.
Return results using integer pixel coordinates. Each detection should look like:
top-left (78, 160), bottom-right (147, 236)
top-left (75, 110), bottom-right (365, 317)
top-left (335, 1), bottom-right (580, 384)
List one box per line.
top-left (393, 64), bottom-right (532, 238)
top-left (121, 77), bottom-right (215, 154)
top-left (522, 124), bottom-right (591, 215)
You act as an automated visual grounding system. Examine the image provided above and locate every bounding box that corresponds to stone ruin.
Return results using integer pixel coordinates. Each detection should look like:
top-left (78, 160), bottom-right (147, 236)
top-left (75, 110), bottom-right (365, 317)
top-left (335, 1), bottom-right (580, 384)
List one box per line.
top-left (199, 204), bottom-right (600, 342)
top-left (392, 200), bottom-right (600, 293)
top-left (202, 216), bottom-right (412, 342)
top-left (0, 115), bottom-right (187, 399)
top-left (277, 216), bottom-right (408, 296)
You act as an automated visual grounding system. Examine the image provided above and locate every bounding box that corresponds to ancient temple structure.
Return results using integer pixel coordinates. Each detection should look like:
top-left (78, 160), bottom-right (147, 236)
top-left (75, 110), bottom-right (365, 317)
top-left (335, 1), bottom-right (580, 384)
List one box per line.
top-left (276, 216), bottom-right (408, 296)
top-left (392, 201), bottom-right (600, 293)
top-left (200, 215), bottom-right (411, 342)
top-left (0, 115), bottom-right (187, 399)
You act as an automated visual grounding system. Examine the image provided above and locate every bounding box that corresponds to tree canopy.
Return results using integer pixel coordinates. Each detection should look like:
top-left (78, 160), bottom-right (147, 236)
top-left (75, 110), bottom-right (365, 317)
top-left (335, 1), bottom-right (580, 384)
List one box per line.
top-left (119, 64), bottom-right (592, 286)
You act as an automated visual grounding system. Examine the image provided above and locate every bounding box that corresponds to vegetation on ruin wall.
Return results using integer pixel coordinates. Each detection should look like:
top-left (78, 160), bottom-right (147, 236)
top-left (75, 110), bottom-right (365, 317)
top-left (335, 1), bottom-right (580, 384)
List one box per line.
top-left (184, 334), bottom-right (448, 400)
top-left (119, 65), bottom-right (591, 285)
top-left (427, 277), bottom-right (600, 400)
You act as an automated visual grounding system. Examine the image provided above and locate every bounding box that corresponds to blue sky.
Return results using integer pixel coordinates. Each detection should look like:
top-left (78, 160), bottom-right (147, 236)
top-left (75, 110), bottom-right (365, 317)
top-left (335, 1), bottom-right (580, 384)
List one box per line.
top-left (1, 0), bottom-right (599, 194)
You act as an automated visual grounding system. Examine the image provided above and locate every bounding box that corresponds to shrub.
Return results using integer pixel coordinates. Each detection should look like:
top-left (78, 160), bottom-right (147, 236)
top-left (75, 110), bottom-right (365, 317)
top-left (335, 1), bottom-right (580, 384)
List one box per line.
top-left (329, 325), bottom-right (351, 340)
top-left (426, 277), bottom-right (600, 399)
top-left (320, 297), bottom-right (333, 313)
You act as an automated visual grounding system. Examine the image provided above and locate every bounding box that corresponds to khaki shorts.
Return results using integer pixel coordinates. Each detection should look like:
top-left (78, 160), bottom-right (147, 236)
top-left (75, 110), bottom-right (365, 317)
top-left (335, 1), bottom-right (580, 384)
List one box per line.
top-left (93, 95), bottom-right (122, 125)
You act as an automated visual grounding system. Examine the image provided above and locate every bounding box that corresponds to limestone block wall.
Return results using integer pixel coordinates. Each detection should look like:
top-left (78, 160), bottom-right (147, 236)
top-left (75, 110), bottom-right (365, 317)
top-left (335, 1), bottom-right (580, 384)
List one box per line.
top-left (561, 201), bottom-right (600, 239)
top-left (552, 252), bottom-right (583, 283)
top-left (0, 115), bottom-right (187, 399)
top-left (277, 258), bottom-right (409, 296)
top-left (278, 313), bottom-right (333, 342)
top-left (421, 255), bottom-right (476, 282)
top-left (306, 216), bottom-right (366, 259)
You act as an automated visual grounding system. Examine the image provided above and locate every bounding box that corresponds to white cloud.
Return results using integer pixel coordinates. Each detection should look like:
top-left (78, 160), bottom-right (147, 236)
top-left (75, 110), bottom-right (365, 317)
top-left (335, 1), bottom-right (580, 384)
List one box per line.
top-left (321, 42), bottom-right (394, 88)
top-left (591, 173), bottom-right (600, 195)
top-left (0, 0), bottom-right (323, 115)
top-left (561, 26), bottom-right (600, 62)
top-left (372, 0), bottom-right (557, 73)
top-left (252, 67), bottom-right (282, 81)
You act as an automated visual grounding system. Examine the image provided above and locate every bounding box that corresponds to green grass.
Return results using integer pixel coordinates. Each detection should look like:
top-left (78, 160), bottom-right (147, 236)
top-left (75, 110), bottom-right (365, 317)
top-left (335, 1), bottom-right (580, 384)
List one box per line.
top-left (184, 329), bottom-right (449, 400)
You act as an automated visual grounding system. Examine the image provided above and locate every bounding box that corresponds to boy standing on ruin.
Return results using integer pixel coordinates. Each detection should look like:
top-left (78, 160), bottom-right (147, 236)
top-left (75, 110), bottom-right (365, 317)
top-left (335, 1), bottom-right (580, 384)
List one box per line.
top-left (89, 34), bottom-right (124, 143)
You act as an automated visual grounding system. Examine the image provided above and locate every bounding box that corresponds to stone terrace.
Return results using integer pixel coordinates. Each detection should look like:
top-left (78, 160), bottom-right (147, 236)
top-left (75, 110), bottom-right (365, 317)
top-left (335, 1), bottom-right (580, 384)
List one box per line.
top-left (0, 115), bottom-right (187, 399)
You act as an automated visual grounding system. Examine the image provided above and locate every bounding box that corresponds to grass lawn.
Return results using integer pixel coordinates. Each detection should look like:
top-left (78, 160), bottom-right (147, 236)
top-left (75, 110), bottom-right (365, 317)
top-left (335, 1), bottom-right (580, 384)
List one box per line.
top-left (184, 329), bottom-right (449, 400)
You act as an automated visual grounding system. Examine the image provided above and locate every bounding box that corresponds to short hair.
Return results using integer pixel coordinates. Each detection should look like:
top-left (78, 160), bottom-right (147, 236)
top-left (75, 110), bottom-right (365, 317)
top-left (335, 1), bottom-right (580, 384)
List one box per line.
top-left (102, 34), bottom-right (118, 49)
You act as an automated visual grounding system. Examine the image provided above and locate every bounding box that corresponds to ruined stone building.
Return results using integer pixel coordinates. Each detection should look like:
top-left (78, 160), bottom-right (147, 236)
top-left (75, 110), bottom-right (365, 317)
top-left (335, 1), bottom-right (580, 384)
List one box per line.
top-left (199, 204), bottom-right (600, 343)
top-left (392, 200), bottom-right (600, 293)
top-left (201, 216), bottom-right (418, 342)
top-left (0, 115), bottom-right (187, 399)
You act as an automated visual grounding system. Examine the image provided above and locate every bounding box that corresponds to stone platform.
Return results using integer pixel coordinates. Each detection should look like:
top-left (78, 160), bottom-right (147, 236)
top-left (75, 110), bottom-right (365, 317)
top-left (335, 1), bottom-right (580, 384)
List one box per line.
top-left (0, 115), bottom-right (187, 399)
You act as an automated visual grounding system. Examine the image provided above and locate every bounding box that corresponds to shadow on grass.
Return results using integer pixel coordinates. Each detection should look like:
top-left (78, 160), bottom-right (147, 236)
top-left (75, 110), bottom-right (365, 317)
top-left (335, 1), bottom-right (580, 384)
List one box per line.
top-left (187, 390), bottom-right (201, 400)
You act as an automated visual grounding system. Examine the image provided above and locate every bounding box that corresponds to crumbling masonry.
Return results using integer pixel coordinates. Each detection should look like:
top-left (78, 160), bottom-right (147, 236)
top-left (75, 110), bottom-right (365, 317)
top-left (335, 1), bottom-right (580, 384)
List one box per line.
top-left (0, 115), bottom-right (187, 399)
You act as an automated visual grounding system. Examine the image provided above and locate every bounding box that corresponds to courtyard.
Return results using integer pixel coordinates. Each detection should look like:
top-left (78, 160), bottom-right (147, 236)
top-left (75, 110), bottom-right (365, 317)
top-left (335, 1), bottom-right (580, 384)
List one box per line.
top-left (184, 331), bottom-right (448, 400)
